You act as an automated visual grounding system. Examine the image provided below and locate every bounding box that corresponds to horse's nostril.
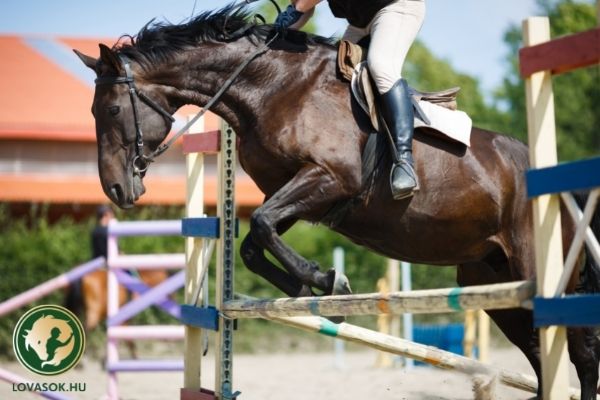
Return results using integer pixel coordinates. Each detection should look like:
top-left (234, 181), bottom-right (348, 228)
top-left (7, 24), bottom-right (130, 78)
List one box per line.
top-left (110, 184), bottom-right (124, 204)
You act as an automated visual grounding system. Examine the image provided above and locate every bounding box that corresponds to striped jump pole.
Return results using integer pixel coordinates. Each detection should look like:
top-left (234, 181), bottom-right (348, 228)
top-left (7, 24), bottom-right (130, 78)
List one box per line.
top-left (267, 315), bottom-right (583, 400)
top-left (223, 280), bottom-right (535, 319)
top-left (0, 257), bottom-right (105, 317)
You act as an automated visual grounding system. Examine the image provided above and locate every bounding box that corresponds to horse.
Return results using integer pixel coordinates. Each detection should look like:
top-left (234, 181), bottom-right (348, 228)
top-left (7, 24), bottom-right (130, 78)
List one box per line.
top-left (73, 5), bottom-right (600, 398)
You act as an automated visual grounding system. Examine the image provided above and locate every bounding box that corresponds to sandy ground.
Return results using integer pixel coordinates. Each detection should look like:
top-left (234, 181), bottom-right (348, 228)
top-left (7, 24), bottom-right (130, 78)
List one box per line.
top-left (0, 346), bottom-right (584, 400)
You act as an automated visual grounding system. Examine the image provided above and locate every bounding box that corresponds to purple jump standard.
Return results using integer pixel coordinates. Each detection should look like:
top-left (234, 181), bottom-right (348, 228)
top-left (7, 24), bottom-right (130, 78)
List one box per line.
top-left (108, 220), bottom-right (182, 237)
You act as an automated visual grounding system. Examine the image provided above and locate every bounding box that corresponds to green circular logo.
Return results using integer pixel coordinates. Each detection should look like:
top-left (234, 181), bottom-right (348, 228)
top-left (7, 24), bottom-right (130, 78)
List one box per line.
top-left (13, 305), bottom-right (85, 376)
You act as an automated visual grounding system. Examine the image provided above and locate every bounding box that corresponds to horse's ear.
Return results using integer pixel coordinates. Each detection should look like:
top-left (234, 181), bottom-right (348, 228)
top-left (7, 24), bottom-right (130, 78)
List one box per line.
top-left (73, 49), bottom-right (98, 72)
top-left (98, 43), bottom-right (122, 74)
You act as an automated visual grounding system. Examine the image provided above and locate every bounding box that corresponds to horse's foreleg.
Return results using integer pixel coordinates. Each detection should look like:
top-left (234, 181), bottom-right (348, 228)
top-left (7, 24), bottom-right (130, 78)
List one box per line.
top-left (250, 165), bottom-right (359, 294)
top-left (241, 226), bottom-right (313, 297)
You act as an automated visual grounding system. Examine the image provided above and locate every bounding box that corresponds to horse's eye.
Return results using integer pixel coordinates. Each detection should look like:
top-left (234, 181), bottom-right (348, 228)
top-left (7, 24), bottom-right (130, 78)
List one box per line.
top-left (108, 106), bottom-right (120, 116)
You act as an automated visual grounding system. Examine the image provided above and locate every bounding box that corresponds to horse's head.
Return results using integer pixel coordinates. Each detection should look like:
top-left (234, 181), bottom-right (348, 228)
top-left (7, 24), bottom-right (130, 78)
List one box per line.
top-left (74, 44), bottom-right (174, 208)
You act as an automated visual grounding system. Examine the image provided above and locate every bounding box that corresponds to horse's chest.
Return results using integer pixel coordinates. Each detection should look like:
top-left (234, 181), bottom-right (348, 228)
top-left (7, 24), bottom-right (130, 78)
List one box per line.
top-left (238, 140), bottom-right (297, 197)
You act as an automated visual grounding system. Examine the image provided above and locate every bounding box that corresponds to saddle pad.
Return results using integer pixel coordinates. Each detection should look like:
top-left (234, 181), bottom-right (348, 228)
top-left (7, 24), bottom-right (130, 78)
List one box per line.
top-left (415, 101), bottom-right (472, 147)
top-left (351, 62), bottom-right (472, 147)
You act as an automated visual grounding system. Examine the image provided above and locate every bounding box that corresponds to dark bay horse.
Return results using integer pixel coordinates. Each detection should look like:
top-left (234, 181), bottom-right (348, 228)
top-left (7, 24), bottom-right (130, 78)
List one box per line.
top-left (74, 6), bottom-right (600, 398)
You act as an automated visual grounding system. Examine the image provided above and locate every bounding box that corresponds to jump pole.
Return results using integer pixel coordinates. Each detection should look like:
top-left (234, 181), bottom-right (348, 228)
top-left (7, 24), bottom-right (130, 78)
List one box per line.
top-left (222, 280), bottom-right (535, 318)
top-left (265, 315), bottom-right (582, 400)
top-left (0, 257), bottom-right (105, 317)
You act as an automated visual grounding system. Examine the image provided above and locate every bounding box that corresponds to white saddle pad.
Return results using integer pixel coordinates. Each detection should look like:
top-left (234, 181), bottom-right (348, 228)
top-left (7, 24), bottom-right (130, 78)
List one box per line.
top-left (415, 100), bottom-right (472, 147)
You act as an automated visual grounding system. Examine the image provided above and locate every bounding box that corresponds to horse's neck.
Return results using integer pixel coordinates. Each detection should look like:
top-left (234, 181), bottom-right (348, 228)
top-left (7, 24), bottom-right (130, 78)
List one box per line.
top-left (164, 39), bottom-right (336, 135)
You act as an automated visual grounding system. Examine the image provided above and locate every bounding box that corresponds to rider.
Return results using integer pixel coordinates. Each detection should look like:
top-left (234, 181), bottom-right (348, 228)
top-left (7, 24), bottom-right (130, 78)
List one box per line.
top-left (275, 0), bottom-right (426, 200)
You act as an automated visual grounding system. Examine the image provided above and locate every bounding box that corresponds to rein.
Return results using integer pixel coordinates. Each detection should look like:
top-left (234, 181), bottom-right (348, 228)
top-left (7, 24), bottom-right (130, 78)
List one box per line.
top-left (94, 3), bottom-right (280, 175)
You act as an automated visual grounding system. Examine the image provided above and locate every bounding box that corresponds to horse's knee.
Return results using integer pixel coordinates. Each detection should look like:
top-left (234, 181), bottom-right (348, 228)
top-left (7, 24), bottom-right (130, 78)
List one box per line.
top-left (249, 211), bottom-right (274, 247)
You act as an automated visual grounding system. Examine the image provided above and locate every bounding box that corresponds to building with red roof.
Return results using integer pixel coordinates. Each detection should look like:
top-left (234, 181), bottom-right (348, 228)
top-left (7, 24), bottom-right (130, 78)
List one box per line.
top-left (0, 35), bottom-right (263, 217)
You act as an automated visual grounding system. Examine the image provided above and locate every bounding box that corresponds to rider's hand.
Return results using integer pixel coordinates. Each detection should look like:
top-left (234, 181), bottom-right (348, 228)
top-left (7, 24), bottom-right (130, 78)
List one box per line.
top-left (273, 5), bottom-right (304, 31)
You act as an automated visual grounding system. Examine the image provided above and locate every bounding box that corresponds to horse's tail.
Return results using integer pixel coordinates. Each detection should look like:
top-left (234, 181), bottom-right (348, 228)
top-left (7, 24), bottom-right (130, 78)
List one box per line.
top-left (574, 191), bottom-right (600, 293)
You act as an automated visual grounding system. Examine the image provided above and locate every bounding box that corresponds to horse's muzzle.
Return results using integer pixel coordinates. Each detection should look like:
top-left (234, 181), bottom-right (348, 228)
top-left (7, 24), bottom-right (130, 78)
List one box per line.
top-left (106, 172), bottom-right (146, 208)
top-left (109, 184), bottom-right (133, 209)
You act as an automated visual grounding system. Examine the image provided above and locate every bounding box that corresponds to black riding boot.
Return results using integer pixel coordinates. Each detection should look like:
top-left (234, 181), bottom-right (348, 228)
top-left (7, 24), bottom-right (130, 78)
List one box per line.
top-left (380, 79), bottom-right (418, 200)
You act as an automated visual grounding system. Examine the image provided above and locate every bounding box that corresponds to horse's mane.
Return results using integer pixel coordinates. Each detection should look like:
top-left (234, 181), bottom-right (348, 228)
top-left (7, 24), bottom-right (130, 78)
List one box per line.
top-left (115, 3), bottom-right (336, 68)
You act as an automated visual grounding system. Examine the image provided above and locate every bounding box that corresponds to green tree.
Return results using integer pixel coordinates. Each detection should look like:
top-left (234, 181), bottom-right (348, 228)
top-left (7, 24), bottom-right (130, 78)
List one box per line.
top-left (405, 41), bottom-right (509, 133)
top-left (495, 0), bottom-right (599, 160)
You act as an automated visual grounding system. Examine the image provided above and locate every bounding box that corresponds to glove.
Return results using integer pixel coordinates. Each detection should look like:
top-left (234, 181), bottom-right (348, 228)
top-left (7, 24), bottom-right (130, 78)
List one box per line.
top-left (274, 5), bottom-right (304, 30)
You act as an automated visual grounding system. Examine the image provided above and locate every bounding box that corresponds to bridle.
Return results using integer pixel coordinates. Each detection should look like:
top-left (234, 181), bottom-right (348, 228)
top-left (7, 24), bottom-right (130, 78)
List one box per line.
top-left (93, 0), bottom-right (281, 177)
top-left (95, 54), bottom-right (175, 175)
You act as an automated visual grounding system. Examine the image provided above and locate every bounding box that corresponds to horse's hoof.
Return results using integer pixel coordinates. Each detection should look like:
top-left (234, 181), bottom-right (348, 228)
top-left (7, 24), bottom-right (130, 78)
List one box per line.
top-left (327, 270), bottom-right (352, 323)
top-left (327, 315), bottom-right (345, 324)
top-left (332, 270), bottom-right (352, 296)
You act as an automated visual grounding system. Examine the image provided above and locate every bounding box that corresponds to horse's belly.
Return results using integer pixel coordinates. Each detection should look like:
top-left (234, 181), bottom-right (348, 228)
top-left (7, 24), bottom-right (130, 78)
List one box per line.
top-left (335, 203), bottom-right (499, 265)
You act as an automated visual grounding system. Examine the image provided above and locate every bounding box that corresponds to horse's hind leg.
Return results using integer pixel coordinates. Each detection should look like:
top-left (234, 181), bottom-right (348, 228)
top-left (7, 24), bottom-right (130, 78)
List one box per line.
top-left (249, 165), bottom-right (360, 294)
top-left (458, 260), bottom-right (543, 398)
top-left (568, 327), bottom-right (600, 399)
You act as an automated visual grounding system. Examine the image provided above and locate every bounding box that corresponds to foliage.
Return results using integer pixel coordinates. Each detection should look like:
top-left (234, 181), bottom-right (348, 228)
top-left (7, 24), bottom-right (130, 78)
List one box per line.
top-left (0, 201), bottom-right (461, 358)
top-left (0, 205), bottom-right (93, 358)
top-left (495, 0), bottom-right (599, 160)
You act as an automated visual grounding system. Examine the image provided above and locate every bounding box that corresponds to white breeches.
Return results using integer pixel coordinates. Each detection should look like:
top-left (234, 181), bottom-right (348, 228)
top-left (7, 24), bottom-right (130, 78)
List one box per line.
top-left (342, 0), bottom-right (426, 94)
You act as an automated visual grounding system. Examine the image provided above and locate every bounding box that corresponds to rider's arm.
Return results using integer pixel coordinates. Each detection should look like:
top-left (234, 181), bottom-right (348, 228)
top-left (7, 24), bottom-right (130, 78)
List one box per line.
top-left (290, 7), bottom-right (315, 30)
top-left (274, 0), bottom-right (321, 30)
top-left (293, 0), bottom-right (322, 13)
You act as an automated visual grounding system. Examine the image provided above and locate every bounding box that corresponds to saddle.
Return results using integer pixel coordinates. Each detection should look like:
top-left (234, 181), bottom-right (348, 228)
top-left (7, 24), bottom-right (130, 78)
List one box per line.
top-left (337, 40), bottom-right (461, 132)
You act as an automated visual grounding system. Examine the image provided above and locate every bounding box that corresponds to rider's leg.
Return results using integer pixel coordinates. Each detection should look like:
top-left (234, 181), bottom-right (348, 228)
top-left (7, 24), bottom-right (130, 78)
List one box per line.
top-left (368, 0), bottom-right (426, 199)
top-left (380, 79), bottom-right (418, 199)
